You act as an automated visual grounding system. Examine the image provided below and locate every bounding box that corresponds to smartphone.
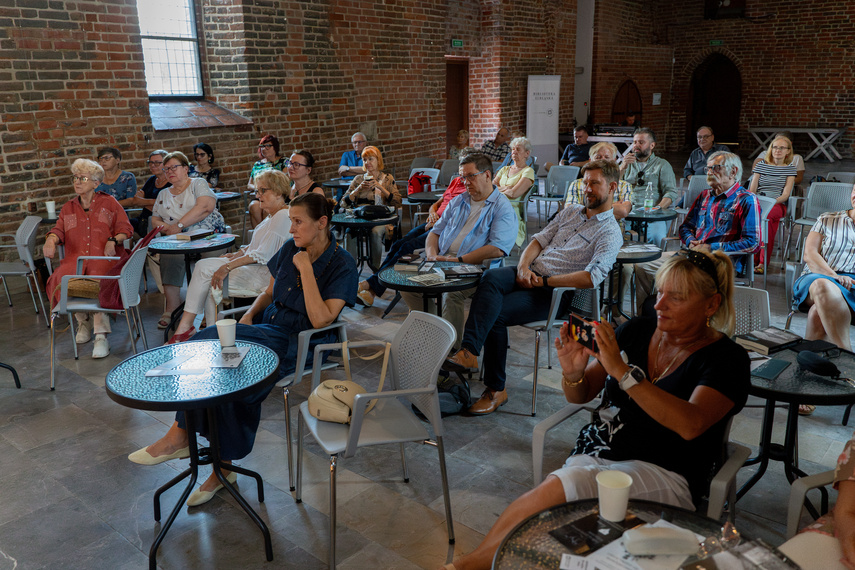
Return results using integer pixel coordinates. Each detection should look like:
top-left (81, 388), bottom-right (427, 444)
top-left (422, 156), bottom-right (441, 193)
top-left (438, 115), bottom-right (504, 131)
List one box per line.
top-left (569, 313), bottom-right (597, 352)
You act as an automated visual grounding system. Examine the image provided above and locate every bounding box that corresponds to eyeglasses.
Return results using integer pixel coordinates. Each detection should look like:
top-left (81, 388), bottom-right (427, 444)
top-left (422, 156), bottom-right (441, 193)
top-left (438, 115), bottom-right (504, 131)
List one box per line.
top-left (703, 164), bottom-right (726, 174)
top-left (72, 175), bottom-right (94, 183)
top-left (162, 164), bottom-right (185, 173)
top-left (771, 145), bottom-right (790, 151)
top-left (351, 140), bottom-right (367, 146)
top-left (97, 155), bottom-right (116, 161)
top-left (697, 134), bottom-right (712, 140)
top-left (460, 169), bottom-right (487, 182)
top-left (285, 159), bottom-right (308, 169)
top-left (255, 186), bottom-right (271, 195)
top-left (193, 153), bottom-right (207, 158)
top-left (147, 160), bottom-right (163, 166)
top-left (258, 143), bottom-right (274, 150)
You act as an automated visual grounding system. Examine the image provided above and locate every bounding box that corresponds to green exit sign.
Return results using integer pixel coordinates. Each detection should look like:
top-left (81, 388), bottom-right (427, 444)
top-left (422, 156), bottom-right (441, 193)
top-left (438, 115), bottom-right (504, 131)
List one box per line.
top-left (709, 39), bottom-right (723, 46)
top-left (451, 39), bottom-right (463, 48)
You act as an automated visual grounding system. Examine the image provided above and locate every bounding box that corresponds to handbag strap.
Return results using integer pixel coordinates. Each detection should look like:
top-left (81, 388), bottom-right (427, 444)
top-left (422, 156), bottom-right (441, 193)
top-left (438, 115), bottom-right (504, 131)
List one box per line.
top-left (341, 340), bottom-right (391, 396)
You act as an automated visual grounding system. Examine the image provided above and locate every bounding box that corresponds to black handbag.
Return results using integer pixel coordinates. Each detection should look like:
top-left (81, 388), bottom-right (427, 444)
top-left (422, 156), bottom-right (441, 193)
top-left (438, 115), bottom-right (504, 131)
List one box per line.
top-left (354, 205), bottom-right (392, 220)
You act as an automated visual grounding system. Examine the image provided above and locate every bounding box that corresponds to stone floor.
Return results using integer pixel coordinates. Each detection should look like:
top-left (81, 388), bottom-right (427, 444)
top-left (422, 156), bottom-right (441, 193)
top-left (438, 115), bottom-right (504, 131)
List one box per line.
top-left (1, 154), bottom-right (854, 569)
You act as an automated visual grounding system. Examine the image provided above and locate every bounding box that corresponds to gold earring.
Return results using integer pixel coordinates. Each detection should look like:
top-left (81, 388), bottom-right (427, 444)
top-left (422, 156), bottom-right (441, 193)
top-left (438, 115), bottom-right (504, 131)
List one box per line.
top-left (706, 316), bottom-right (712, 327)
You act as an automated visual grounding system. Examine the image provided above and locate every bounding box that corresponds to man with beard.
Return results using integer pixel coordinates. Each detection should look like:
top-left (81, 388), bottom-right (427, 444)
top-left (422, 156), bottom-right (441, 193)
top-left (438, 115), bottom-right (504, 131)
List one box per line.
top-left (443, 160), bottom-right (623, 415)
top-left (620, 127), bottom-right (677, 247)
top-left (633, 151), bottom-right (760, 309)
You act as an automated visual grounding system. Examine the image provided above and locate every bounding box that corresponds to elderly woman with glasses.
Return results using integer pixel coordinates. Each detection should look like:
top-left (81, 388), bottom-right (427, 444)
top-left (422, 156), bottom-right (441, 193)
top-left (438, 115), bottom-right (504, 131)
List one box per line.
top-left (95, 147), bottom-right (137, 208)
top-left (246, 135), bottom-right (286, 229)
top-left (151, 151), bottom-right (226, 329)
top-left (493, 136), bottom-right (535, 248)
top-left (44, 158), bottom-right (134, 359)
top-left (748, 135), bottom-right (797, 273)
top-left (444, 249), bottom-right (749, 570)
top-left (166, 169), bottom-right (292, 344)
top-left (128, 149), bottom-right (171, 236)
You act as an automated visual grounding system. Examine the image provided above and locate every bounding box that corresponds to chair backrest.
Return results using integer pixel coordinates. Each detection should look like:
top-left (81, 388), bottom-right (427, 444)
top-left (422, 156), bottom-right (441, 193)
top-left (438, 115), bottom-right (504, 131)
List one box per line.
top-left (409, 167), bottom-right (440, 185)
top-left (568, 287), bottom-right (600, 321)
top-left (389, 311), bottom-right (456, 429)
top-left (732, 286), bottom-right (770, 336)
top-left (756, 195), bottom-right (777, 241)
top-left (804, 182), bottom-right (852, 220)
top-left (438, 159), bottom-right (459, 186)
top-left (683, 176), bottom-right (710, 210)
top-left (492, 161), bottom-right (503, 176)
top-left (117, 247), bottom-right (148, 309)
top-left (545, 165), bottom-right (579, 197)
top-left (410, 157), bottom-right (436, 170)
top-left (16, 216), bottom-right (42, 270)
top-left (827, 171), bottom-right (855, 185)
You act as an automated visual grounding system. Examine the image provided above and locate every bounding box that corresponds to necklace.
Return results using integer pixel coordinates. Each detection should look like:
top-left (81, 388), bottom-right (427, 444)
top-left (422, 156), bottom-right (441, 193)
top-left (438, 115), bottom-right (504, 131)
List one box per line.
top-left (651, 334), bottom-right (707, 383)
top-left (294, 180), bottom-right (312, 195)
top-left (295, 243), bottom-right (336, 290)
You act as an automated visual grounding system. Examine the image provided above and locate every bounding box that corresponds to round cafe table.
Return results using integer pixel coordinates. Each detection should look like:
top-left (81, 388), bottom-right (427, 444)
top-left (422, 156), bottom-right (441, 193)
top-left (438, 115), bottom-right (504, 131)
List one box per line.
top-left (624, 207), bottom-right (678, 242)
top-left (106, 340), bottom-right (279, 569)
top-left (331, 212), bottom-right (398, 274)
top-left (377, 261), bottom-right (481, 315)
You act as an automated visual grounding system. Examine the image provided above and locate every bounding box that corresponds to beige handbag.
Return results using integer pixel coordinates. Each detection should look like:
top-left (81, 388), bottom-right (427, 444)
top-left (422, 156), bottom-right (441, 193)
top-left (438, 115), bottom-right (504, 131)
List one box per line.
top-left (308, 341), bottom-right (390, 424)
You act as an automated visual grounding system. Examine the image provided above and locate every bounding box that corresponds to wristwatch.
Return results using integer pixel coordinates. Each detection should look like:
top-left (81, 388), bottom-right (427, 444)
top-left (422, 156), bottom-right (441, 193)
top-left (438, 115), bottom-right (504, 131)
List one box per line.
top-left (107, 237), bottom-right (118, 244)
top-left (542, 275), bottom-right (550, 287)
top-left (619, 365), bottom-right (646, 391)
top-left (177, 222), bottom-right (185, 230)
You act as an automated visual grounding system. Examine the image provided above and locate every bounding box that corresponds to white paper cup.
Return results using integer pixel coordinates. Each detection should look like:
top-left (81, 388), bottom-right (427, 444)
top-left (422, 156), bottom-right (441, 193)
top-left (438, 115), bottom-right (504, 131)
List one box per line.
top-left (596, 470), bottom-right (633, 522)
top-left (46, 201), bottom-right (56, 217)
top-left (215, 318), bottom-right (237, 348)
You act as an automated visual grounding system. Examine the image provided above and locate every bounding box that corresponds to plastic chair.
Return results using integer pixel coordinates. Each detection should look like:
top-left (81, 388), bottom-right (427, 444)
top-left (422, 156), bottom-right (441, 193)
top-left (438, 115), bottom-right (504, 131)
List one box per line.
top-left (786, 468), bottom-right (834, 538)
top-left (519, 287), bottom-right (599, 416)
top-left (788, 182), bottom-right (852, 263)
top-left (218, 301), bottom-right (347, 492)
top-left (532, 409), bottom-right (750, 521)
top-left (0, 216), bottom-right (49, 326)
top-left (532, 165), bottom-right (578, 224)
top-left (827, 171), bottom-right (855, 185)
top-left (732, 286), bottom-right (770, 336)
top-left (295, 311), bottom-right (456, 568)
top-left (409, 157), bottom-right (436, 171)
top-left (438, 159), bottom-right (459, 186)
top-left (49, 247), bottom-right (149, 390)
top-left (408, 167), bottom-right (440, 187)
top-left (673, 176), bottom-right (710, 232)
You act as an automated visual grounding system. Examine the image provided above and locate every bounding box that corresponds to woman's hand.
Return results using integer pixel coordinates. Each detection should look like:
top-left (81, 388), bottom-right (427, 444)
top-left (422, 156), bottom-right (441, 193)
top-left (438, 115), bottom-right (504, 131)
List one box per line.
top-left (211, 264), bottom-right (230, 290)
top-left (293, 250), bottom-right (313, 275)
top-left (103, 240), bottom-right (117, 257)
top-left (837, 275), bottom-right (855, 290)
top-left (425, 210), bottom-right (440, 229)
top-left (43, 238), bottom-right (56, 259)
top-left (238, 312), bottom-right (254, 325)
top-left (555, 322), bottom-right (591, 377)
top-left (161, 224), bottom-right (181, 236)
top-left (592, 321), bottom-right (628, 379)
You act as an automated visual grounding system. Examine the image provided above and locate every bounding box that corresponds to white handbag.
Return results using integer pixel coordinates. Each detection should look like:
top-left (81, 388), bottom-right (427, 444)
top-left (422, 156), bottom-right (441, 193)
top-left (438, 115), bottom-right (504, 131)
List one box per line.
top-left (307, 341), bottom-right (390, 424)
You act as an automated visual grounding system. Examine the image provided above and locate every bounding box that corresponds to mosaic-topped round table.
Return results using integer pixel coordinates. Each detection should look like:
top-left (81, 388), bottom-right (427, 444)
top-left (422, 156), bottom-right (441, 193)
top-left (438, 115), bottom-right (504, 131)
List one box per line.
top-left (106, 339), bottom-right (279, 569)
top-left (377, 261), bottom-right (481, 314)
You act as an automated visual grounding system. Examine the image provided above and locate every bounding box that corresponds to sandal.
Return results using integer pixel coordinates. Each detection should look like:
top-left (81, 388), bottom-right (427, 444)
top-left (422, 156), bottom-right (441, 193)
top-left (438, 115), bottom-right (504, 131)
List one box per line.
top-left (798, 404), bottom-right (816, 416)
top-left (157, 312), bottom-right (171, 330)
top-left (754, 265), bottom-right (765, 275)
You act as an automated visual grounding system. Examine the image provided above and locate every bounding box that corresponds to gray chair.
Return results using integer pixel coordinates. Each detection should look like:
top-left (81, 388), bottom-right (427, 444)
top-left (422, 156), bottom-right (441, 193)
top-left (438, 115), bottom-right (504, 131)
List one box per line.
top-left (733, 286), bottom-right (770, 336)
top-left (295, 311), bottom-right (456, 568)
top-left (786, 468), bottom-right (834, 538)
top-left (438, 159), bottom-right (459, 186)
top-left (787, 181), bottom-right (852, 264)
top-left (827, 171), bottom-right (855, 185)
top-left (519, 287), bottom-right (599, 416)
top-left (673, 176), bottom-right (710, 233)
top-left (408, 167), bottom-right (441, 189)
top-left (532, 410), bottom-right (750, 521)
top-left (409, 157), bottom-right (436, 171)
top-left (532, 165), bottom-right (578, 225)
top-left (756, 195), bottom-right (778, 286)
top-left (49, 247), bottom-right (149, 390)
top-left (0, 216), bottom-right (49, 326)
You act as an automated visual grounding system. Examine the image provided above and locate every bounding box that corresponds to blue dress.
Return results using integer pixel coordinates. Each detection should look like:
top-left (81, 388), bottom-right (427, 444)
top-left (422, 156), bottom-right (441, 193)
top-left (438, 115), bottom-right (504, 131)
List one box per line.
top-left (178, 238), bottom-right (358, 460)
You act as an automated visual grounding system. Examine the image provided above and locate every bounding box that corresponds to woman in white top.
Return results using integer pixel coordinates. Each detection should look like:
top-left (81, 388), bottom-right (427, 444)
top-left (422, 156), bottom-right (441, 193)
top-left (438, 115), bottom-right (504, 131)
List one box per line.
top-left (748, 135), bottom-right (797, 272)
top-left (151, 151), bottom-right (226, 328)
top-left (493, 136), bottom-right (535, 247)
top-left (166, 170), bottom-right (292, 343)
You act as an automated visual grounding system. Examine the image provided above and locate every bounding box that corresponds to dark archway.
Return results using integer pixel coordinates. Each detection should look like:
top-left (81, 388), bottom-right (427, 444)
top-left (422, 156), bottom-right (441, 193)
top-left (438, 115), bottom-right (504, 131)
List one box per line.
top-left (611, 80), bottom-right (642, 126)
top-left (687, 54), bottom-right (742, 147)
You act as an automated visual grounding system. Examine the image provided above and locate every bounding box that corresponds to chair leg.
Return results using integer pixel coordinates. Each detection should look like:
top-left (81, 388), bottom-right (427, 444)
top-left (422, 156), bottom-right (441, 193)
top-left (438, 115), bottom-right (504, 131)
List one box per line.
top-left (329, 455), bottom-right (337, 569)
top-left (124, 312), bottom-right (138, 354)
top-left (25, 274), bottom-right (39, 316)
top-left (284, 387), bottom-right (296, 491)
top-left (30, 270), bottom-right (49, 327)
top-left (532, 329), bottom-right (542, 417)
top-left (295, 411), bottom-right (304, 503)
top-left (50, 313), bottom-right (57, 390)
top-left (436, 435), bottom-right (455, 544)
top-left (135, 307), bottom-right (149, 350)
top-left (1, 276), bottom-right (10, 306)
top-left (68, 315), bottom-right (79, 360)
top-left (399, 442), bottom-right (409, 483)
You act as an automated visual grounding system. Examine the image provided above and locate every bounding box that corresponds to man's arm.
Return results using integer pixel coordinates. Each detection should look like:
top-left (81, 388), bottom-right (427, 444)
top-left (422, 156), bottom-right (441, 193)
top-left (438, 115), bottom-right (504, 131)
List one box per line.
top-left (657, 161), bottom-right (678, 209)
top-left (710, 194), bottom-right (761, 254)
top-left (457, 244), bottom-right (504, 265)
top-left (424, 231), bottom-right (441, 260)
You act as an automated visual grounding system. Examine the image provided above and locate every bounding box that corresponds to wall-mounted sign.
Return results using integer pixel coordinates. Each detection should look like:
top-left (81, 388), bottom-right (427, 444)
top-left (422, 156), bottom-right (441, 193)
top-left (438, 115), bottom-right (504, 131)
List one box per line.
top-left (451, 39), bottom-right (463, 48)
top-left (709, 39), bottom-right (723, 46)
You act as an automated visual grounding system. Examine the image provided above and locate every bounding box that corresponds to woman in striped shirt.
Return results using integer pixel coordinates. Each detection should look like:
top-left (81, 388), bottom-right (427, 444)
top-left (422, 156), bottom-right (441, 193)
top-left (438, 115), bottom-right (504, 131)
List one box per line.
top-left (793, 185), bottom-right (855, 353)
top-left (748, 136), bottom-right (797, 272)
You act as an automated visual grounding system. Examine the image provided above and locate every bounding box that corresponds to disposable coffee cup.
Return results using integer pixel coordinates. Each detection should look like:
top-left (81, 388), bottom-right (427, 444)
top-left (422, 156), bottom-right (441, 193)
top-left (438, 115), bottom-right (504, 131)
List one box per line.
top-left (215, 318), bottom-right (237, 348)
top-left (46, 201), bottom-right (56, 217)
top-left (596, 470), bottom-right (633, 522)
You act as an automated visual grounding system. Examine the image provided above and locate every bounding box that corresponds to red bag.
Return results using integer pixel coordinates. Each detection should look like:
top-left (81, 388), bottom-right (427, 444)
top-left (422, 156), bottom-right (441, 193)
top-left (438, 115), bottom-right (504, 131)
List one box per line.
top-left (407, 171), bottom-right (433, 195)
top-left (98, 226), bottom-right (162, 310)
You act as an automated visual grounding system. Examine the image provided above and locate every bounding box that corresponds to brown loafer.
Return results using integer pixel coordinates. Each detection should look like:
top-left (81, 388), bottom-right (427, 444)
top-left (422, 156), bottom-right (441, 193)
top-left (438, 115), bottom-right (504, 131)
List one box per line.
top-left (468, 388), bottom-right (508, 415)
top-left (442, 348), bottom-right (479, 372)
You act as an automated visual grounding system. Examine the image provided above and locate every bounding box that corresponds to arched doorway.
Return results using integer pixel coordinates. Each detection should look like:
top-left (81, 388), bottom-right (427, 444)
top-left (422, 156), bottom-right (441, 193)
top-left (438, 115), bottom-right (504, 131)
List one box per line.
top-left (611, 80), bottom-right (642, 126)
top-left (687, 54), bottom-right (741, 147)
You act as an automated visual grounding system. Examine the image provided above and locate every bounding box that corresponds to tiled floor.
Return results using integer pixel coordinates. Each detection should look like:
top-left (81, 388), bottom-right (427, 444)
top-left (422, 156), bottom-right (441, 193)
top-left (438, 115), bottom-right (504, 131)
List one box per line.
top-left (1, 154), bottom-right (854, 569)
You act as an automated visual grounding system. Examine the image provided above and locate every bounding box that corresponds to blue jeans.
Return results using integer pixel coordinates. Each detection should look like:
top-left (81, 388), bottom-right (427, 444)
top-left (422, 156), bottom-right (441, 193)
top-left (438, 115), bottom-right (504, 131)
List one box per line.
top-left (460, 266), bottom-right (569, 392)
top-left (365, 223), bottom-right (430, 296)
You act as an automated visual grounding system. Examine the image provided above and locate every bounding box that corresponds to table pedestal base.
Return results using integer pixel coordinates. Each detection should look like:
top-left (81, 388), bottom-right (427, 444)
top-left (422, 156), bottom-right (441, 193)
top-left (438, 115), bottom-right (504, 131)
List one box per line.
top-left (148, 409), bottom-right (273, 569)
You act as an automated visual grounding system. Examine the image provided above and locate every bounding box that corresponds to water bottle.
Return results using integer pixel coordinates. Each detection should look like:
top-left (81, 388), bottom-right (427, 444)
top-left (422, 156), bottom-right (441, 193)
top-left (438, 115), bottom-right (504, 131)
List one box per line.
top-left (643, 182), bottom-right (655, 212)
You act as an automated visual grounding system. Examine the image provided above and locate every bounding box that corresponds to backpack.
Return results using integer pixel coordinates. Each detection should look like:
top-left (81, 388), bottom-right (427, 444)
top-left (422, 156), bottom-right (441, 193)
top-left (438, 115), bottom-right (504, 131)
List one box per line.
top-left (408, 171), bottom-right (433, 195)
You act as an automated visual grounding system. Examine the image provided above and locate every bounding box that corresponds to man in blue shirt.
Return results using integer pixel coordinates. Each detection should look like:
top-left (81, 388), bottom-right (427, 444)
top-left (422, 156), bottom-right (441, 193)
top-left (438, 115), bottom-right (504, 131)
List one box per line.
top-left (401, 153), bottom-right (517, 348)
top-left (545, 125), bottom-right (592, 173)
top-left (683, 126), bottom-right (728, 180)
top-left (337, 132), bottom-right (368, 180)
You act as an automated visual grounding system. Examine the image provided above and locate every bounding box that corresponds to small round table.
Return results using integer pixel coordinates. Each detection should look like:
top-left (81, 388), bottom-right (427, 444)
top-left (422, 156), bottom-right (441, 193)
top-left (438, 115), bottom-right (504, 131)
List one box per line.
top-left (377, 261), bottom-right (481, 315)
top-left (331, 212), bottom-right (398, 274)
top-left (214, 191), bottom-right (242, 207)
top-left (604, 243), bottom-right (663, 321)
top-left (406, 190), bottom-right (444, 204)
top-left (106, 340), bottom-right (280, 569)
top-left (625, 208), bottom-right (678, 242)
top-left (322, 178), bottom-right (353, 204)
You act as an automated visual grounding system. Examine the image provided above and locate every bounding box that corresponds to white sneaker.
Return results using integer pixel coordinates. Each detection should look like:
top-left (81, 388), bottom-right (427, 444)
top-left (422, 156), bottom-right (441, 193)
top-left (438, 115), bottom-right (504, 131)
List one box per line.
top-left (75, 319), bottom-right (92, 344)
top-left (92, 335), bottom-right (110, 359)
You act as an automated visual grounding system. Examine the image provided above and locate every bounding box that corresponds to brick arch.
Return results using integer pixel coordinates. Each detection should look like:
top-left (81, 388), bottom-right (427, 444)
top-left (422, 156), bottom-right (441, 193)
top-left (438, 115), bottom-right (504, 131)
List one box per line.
top-left (680, 47), bottom-right (743, 78)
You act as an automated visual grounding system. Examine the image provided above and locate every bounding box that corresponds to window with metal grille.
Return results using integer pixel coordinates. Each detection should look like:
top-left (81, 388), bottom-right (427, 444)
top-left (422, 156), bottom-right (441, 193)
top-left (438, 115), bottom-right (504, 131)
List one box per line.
top-left (136, 0), bottom-right (203, 97)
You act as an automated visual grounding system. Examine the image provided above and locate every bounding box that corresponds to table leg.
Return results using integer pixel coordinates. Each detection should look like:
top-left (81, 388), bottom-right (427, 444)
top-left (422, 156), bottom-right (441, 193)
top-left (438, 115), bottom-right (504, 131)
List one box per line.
top-left (737, 398), bottom-right (776, 500)
top-left (781, 404), bottom-right (825, 520)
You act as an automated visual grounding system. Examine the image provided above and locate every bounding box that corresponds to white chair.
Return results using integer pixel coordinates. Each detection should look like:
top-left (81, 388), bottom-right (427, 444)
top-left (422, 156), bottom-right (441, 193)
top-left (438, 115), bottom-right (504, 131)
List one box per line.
top-left (786, 469), bottom-right (835, 538)
top-left (732, 286), bottom-right (770, 336)
top-left (520, 287), bottom-right (599, 416)
top-left (49, 247), bottom-right (149, 390)
top-left (295, 311), bottom-right (456, 568)
top-left (438, 159), bottom-right (459, 186)
top-left (0, 216), bottom-right (49, 326)
top-left (532, 410), bottom-right (750, 521)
